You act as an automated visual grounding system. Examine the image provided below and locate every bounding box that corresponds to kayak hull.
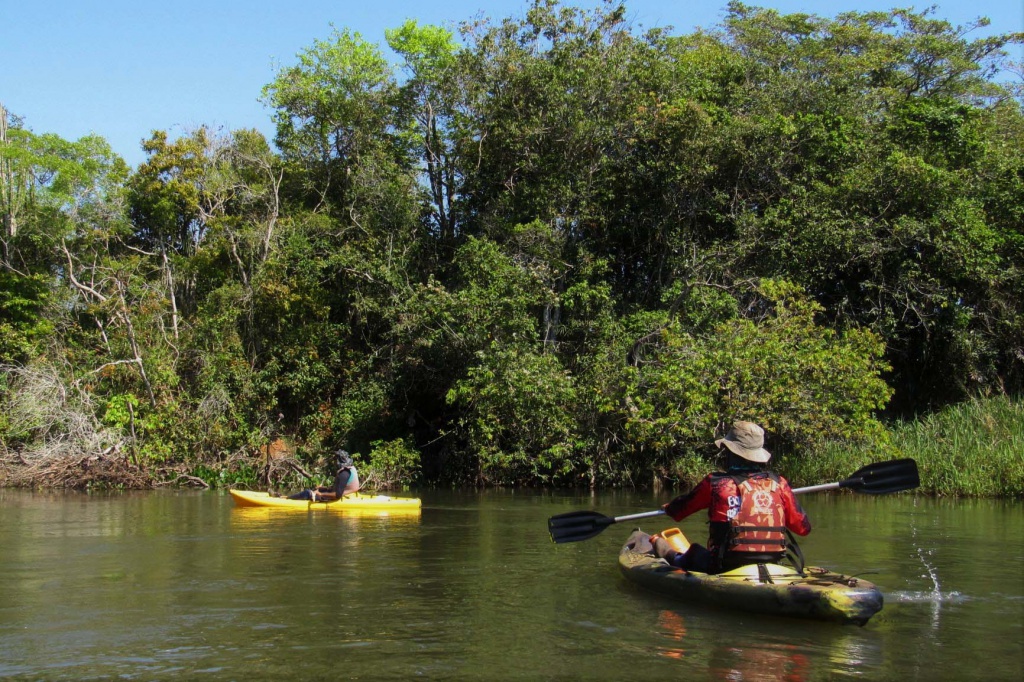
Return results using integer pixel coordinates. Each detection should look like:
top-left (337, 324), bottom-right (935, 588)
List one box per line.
top-left (229, 489), bottom-right (421, 512)
top-left (619, 529), bottom-right (883, 626)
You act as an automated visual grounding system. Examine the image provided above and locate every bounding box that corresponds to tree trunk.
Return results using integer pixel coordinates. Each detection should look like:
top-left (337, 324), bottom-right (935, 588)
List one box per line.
top-left (0, 102), bottom-right (16, 263)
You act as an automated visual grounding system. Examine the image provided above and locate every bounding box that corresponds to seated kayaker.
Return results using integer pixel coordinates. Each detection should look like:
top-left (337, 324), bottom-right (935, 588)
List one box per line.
top-left (288, 449), bottom-right (360, 502)
top-left (654, 421), bottom-right (811, 573)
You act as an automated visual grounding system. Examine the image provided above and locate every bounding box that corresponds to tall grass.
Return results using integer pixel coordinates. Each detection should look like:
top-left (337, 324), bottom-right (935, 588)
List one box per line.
top-left (892, 396), bottom-right (1024, 497)
top-left (783, 396), bottom-right (1024, 497)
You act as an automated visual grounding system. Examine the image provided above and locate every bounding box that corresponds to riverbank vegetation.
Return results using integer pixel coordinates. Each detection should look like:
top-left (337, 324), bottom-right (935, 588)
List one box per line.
top-left (866, 396), bottom-right (1023, 497)
top-left (777, 395), bottom-right (1024, 497)
top-left (2, 2), bottom-right (1022, 495)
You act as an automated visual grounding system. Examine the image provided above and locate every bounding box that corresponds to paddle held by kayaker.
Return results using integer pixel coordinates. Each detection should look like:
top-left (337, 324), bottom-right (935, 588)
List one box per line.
top-left (287, 449), bottom-right (360, 502)
top-left (654, 421), bottom-right (811, 573)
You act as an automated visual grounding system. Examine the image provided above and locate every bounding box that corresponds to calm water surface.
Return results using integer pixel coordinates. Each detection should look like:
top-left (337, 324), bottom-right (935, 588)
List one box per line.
top-left (0, 488), bottom-right (1020, 680)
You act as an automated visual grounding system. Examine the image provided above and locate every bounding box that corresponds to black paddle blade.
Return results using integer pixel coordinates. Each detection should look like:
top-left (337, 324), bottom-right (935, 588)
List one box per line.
top-left (842, 458), bottom-right (920, 494)
top-left (548, 510), bottom-right (616, 544)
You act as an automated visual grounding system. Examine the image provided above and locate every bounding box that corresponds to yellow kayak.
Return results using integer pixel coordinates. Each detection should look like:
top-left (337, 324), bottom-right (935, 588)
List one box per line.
top-left (228, 489), bottom-right (421, 512)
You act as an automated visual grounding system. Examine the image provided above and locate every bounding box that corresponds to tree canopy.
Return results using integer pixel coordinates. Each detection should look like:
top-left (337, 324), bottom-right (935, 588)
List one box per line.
top-left (2, 1), bottom-right (1022, 488)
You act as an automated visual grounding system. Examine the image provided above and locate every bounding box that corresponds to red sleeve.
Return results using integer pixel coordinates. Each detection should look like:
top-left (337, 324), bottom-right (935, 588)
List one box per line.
top-left (778, 476), bottom-right (812, 536)
top-left (662, 475), bottom-right (713, 522)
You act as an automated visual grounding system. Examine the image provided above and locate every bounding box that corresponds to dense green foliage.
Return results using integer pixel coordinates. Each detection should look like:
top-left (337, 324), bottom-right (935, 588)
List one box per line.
top-left (1, 2), bottom-right (1022, 492)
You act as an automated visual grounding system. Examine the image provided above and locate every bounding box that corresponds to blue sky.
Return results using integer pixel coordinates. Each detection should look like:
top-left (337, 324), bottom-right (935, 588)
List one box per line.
top-left (3, 0), bottom-right (1021, 168)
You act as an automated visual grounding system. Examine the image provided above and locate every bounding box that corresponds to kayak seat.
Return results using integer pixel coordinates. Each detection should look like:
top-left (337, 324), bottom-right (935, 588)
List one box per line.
top-left (718, 562), bottom-right (801, 580)
top-left (721, 552), bottom-right (787, 570)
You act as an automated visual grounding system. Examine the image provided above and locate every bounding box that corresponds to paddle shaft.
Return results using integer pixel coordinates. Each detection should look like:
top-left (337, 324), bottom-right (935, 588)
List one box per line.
top-left (548, 458), bottom-right (919, 544)
top-left (608, 484), bottom-right (828, 524)
top-left (635, 458), bottom-right (915, 517)
top-left (608, 509), bottom-right (668, 524)
top-left (793, 482), bottom-right (840, 494)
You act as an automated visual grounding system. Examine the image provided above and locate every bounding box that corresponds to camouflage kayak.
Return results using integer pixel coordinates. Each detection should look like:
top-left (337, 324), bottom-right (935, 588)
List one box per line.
top-left (619, 528), bottom-right (883, 626)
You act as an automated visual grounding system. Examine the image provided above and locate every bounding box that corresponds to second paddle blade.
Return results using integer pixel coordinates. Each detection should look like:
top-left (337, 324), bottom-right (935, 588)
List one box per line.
top-left (547, 510), bottom-right (614, 544)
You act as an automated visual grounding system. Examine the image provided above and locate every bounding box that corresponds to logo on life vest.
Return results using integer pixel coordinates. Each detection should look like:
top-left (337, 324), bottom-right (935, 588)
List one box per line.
top-left (726, 495), bottom-right (741, 519)
top-left (750, 490), bottom-right (774, 515)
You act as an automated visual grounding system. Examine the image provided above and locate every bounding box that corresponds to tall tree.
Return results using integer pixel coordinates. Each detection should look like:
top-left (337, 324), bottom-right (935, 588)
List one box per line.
top-left (262, 28), bottom-right (404, 212)
top-left (387, 20), bottom-right (462, 245)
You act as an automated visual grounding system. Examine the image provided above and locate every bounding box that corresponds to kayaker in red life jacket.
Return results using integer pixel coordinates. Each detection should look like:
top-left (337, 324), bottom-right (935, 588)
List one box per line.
top-left (287, 449), bottom-right (360, 502)
top-left (654, 421), bottom-right (811, 573)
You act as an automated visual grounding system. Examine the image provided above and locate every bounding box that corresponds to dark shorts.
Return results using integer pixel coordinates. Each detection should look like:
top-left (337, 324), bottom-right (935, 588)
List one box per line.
top-left (653, 538), bottom-right (714, 573)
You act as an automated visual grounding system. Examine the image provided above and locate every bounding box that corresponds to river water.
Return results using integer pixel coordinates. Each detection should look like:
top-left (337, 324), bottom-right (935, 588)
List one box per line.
top-left (0, 488), bottom-right (1020, 680)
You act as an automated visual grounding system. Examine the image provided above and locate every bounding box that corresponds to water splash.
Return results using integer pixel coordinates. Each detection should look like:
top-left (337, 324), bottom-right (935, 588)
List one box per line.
top-left (887, 590), bottom-right (967, 605)
top-left (908, 502), bottom-right (945, 629)
top-left (916, 546), bottom-right (943, 601)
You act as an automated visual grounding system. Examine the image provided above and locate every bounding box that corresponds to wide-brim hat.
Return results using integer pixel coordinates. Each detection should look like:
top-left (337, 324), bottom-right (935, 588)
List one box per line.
top-left (334, 449), bottom-right (353, 467)
top-left (715, 421), bottom-right (771, 463)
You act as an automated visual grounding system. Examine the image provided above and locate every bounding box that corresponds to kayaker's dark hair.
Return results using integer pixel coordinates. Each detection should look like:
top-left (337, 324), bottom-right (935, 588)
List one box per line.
top-left (725, 451), bottom-right (766, 472)
top-left (335, 449), bottom-right (353, 469)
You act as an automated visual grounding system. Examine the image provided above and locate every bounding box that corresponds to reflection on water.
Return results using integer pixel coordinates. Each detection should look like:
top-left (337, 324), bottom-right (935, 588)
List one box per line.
top-left (0, 490), bottom-right (1021, 680)
top-left (656, 609), bottom-right (687, 659)
top-left (707, 642), bottom-right (811, 682)
top-left (652, 605), bottom-right (882, 680)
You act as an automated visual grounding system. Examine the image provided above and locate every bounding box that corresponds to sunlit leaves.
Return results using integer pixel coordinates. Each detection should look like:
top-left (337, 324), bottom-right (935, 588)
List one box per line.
top-left (447, 345), bottom-right (579, 484)
top-left (628, 279), bottom-right (892, 472)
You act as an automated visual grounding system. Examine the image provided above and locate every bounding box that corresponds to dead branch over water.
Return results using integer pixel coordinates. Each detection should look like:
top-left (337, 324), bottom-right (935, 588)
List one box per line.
top-left (1, 449), bottom-right (153, 489)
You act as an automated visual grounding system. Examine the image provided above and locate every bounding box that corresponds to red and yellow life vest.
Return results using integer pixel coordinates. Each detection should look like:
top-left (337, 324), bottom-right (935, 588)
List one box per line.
top-left (709, 472), bottom-right (789, 556)
top-left (730, 474), bottom-right (788, 554)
